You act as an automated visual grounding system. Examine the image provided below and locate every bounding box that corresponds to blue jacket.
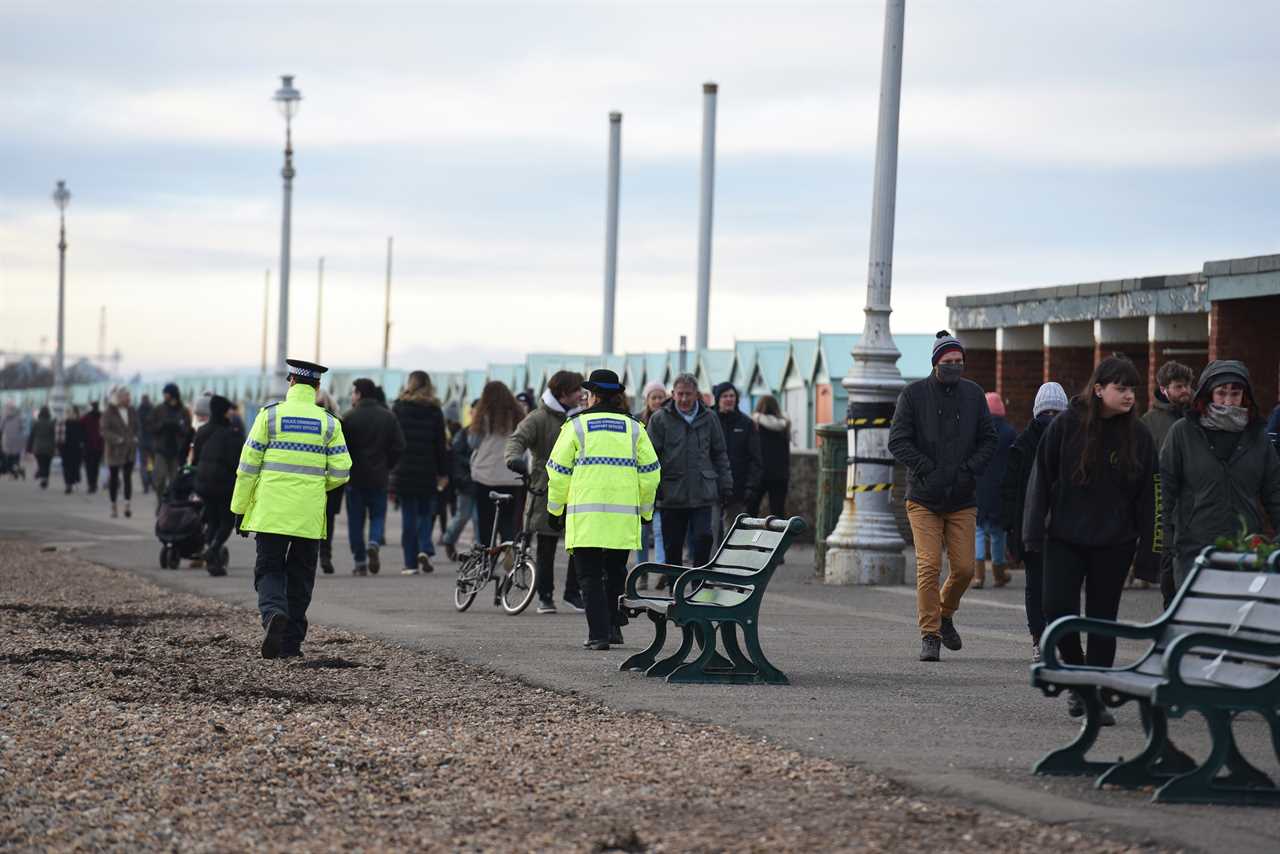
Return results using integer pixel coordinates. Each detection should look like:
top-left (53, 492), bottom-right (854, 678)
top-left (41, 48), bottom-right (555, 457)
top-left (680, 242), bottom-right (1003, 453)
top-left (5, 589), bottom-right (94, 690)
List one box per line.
top-left (976, 415), bottom-right (1017, 524)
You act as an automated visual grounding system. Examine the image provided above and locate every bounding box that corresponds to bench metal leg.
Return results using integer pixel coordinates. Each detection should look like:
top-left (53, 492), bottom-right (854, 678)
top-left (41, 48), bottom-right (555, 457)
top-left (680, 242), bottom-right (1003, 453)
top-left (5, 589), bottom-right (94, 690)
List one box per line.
top-left (1155, 709), bottom-right (1280, 805)
top-left (645, 622), bottom-right (694, 678)
top-left (1033, 688), bottom-right (1113, 777)
top-left (718, 622), bottom-right (758, 677)
top-left (620, 611), bottom-right (667, 673)
top-left (667, 620), bottom-right (724, 684)
top-left (740, 619), bottom-right (788, 685)
top-left (1096, 700), bottom-right (1193, 790)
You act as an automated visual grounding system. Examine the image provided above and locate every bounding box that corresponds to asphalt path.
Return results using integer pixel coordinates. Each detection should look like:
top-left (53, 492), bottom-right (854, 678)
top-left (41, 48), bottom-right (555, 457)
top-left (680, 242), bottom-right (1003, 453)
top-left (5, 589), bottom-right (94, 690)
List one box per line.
top-left (4, 479), bottom-right (1278, 853)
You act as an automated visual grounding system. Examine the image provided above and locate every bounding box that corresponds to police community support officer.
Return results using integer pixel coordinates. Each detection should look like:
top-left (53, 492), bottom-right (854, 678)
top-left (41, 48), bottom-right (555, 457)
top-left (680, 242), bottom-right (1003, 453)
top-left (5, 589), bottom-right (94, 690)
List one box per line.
top-left (546, 369), bottom-right (660, 650)
top-left (232, 359), bottom-right (352, 659)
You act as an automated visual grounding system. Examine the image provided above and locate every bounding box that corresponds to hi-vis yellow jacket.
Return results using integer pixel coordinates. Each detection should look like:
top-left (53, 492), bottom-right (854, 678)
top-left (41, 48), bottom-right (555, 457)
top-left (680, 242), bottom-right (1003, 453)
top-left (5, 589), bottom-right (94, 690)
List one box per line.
top-left (231, 383), bottom-right (351, 539)
top-left (546, 407), bottom-right (660, 551)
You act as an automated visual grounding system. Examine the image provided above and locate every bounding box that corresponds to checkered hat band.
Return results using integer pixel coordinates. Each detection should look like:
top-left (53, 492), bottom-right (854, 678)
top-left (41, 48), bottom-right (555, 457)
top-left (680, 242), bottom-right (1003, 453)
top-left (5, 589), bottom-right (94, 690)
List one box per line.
top-left (288, 366), bottom-right (319, 379)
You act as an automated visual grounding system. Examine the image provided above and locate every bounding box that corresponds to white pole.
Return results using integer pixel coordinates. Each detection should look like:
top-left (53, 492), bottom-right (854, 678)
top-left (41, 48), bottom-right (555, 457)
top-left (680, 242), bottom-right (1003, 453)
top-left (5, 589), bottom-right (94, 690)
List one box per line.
top-left (695, 82), bottom-right (717, 352)
top-left (261, 269), bottom-right (270, 377)
top-left (315, 256), bottom-right (324, 363)
top-left (276, 119), bottom-right (295, 394)
top-left (382, 237), bottom-right (393, 370)
top-left (602, 111), bottom-right (622, 355)
top-left (53, 198), bottom-right (67, 417)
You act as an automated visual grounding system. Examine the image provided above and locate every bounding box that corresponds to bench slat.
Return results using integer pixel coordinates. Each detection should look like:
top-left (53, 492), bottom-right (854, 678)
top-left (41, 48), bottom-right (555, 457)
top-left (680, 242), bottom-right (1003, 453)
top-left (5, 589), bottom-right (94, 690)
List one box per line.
top-left (725, 528), bottom-right (784, 549)
top-left (712, 548), bottom-right (774, 572)
top-left (1169, 597), bottom-right (1280, 638)
top-left (1136, 652), bottom-right (1280, 689)
top-left (1188, 569), bottom-right (1280, 603)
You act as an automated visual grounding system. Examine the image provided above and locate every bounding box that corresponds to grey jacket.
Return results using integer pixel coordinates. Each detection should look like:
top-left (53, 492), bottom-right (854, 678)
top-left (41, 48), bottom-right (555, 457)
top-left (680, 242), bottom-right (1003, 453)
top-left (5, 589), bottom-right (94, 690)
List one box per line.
top-left (504, 401), bottom-right (570, 534)
top-left (1140, 398), bottom-right (1182, 452)
top-left (646, 400), bottom-right (733, 509)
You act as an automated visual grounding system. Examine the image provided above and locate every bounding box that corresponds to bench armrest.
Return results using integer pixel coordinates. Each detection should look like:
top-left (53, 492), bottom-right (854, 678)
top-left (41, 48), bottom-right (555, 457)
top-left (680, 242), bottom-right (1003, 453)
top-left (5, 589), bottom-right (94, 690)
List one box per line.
top-left (1163, 631), bottom-right (1280, 694)
top-left (672, 568), bottom-right (755, 604)
top-left (624, 561), bottom-right (686, 598)
top-left (1039, 615), bottom-right (1163, 670)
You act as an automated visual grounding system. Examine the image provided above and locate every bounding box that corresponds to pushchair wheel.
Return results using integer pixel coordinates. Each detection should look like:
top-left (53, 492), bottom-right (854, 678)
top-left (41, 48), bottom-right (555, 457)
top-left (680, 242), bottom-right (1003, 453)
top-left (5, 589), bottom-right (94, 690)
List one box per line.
top-left (159, 546), bottom-right (169, 569)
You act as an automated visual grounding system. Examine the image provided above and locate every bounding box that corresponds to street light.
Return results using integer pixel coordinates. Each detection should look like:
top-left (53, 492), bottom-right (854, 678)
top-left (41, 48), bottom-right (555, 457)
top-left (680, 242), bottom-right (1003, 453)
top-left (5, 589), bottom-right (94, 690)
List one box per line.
top-left (272, 74), bottom-right (302, 394)
top-left (51, 179), bottom-right (71, 418)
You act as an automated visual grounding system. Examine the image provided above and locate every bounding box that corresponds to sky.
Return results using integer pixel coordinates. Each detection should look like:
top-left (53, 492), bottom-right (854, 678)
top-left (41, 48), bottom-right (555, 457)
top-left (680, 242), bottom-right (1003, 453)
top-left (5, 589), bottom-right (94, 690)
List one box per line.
top-left (2, 0), bottom-right (1277, 377)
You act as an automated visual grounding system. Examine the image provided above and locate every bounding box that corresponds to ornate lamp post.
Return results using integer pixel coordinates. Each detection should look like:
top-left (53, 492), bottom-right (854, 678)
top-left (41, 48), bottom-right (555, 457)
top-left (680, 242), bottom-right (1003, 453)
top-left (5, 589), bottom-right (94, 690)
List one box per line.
top-left (825, 0), bottom-right (908, 585)
top-left (50, 180), bottom-right (71, 418)
top-left (272, 75), bottom-right (302, 394)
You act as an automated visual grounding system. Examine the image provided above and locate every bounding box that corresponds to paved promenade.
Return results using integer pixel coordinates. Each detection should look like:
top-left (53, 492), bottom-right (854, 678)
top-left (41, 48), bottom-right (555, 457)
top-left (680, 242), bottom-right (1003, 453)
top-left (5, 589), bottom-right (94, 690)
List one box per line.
top-left (3, 481), bottom-right (1278, 852)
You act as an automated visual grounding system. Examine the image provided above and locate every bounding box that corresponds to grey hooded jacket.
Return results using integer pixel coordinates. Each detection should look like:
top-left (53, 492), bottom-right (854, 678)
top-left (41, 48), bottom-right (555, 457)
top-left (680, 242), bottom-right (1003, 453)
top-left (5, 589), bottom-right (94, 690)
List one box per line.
top-left (645, 399), bottom-right (733, 509)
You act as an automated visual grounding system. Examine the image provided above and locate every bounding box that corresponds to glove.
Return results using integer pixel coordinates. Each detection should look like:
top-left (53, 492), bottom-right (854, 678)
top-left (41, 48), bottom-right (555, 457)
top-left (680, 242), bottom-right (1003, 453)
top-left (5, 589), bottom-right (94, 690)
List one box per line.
top-left (506, 457), bottom-right (529, 476)
top-left (548, 512), bottom-right (564, 532)
top-left (235, 514), bottom-right (249, 538)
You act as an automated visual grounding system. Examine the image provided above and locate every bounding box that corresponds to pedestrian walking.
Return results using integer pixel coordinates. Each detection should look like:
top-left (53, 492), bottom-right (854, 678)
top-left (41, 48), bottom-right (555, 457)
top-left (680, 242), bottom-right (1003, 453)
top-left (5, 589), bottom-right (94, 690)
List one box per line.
top-left (749, 394), bottom-right (791, 517)
top-left (999, 381), bottom-right (1067, 662)
top-left (342, 377), bottom-right (406, 576)
top-left (546, 369), bottom-right (660, 650)
top-left (1024, 355), bottom-right (1160, 722)
top-left (441, 401), bottom-right (480, 561)
top-left (1160, 359), bottom-right (1280, 591)
top-left (645, 373), bottom-right (732, 578)
top-left (27, 407), bottom-right (56, 488)
top-left (711, 382), bottom-right (763, 542)
top-left (633, 381), bottom-right (669, 581)
top-left (973, 392), bottom-right (1017, 589)
top-left (888, 331), bottom-right (998, 662)
top-left (1141, 360), bottom-right (1196, 452)
top-left (192, 395), bottom-right (244, 576)
top-left (391, 371), bottom-right (450, 576)
top-left (505, 370), bottom-right (585, 613)
top-left (1, 402), bottom-right (27, 479)
top-left (102, 387), bottom-right (140, 518)
top-left (468, 382), bottom-right (526, 548)
top-left (232, 359), bottom-right (351, 659)
top-left (146, 384), bottom-right (193, 506)
top-left (58, 406), bottom-right (85, 494)
top-left (136, 394), bottom-right (155, 494)
top-left (79, 401), bottom-right (104, 494)
top-left (314, 391), bottom-right (345, 575)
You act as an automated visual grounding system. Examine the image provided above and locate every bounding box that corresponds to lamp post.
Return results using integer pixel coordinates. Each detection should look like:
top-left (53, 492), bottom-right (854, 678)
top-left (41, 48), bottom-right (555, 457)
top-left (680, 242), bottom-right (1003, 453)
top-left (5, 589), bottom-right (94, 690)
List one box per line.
top-left (272, 75), bottom-right (301, 394)
top-left (51, 180), bottom-right (71, 418)
top-left (824, 0), bottom-right (908, 586)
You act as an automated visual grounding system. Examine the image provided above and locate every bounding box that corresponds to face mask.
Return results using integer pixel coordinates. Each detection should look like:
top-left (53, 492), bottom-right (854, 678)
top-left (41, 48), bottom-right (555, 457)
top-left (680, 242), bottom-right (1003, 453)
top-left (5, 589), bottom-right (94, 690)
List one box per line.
top-left (936, 364), bottom-right (964, 385)
top-left (1200, 403), bottom-right (1249, 433)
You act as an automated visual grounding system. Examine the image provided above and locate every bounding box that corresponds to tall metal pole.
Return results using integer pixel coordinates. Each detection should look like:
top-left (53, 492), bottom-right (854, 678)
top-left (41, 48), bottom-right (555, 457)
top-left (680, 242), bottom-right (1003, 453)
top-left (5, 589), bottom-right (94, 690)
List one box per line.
top-left (261, 269), bottom-right (270, 377)
top-left (694, 82), bottom-right (717, 351)
top-left (52, 185), bottom-right (68, 418)
top-left (315, 256), bottom-right (324, 363)
top-left (825, 0), bottom-right (908, 586)
top-left (382, 236), bottom-right (393, 370)
top-left (602, 111), bottom-right (622, 355)
top-left (275, 118), bottom-right (295, 394)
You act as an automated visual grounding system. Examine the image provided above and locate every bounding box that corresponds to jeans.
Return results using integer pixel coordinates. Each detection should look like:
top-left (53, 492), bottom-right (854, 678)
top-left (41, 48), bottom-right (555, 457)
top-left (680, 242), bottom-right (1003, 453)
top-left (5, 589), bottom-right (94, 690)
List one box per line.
top-left (906, 500), bottom-right (977, 637)
top-left (253, 532), bottom-right (319, 654)
top-left (636, 510), bottom-right (665, 564)
top-left (660, 506), bottom-right (713, 568)
top-left (108, 462), bottom-right (134, 503)
top-left (474, 484), bottom-right (524, 547)
top-left (346, 486), bottom-right (388, 565)
top-left (443, 490), bottom-right (479, 546)
top-left (400, 493), bottom-right (438, 568)
top-left (574, 547), bottom-right (628, 643)
top-left (1042, 538), bottom-right (1133, 668)
top-left (975, 519), bottom-right (1008, 563)
top-left (1024, 550), bottom-right (1045, 642)
top-left (535, 533), bottom-right (580, 602)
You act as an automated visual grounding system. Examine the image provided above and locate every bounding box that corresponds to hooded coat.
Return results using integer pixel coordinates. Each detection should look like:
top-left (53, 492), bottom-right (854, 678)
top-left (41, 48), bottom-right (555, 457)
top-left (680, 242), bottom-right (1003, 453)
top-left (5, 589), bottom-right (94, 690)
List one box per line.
top-left (1140, 392), bottom-right (1184, 453)
top-left (1, 406), bottom-right (25, 456)
top-left (1160, 360), bottom-right (1280, 581)
top-left (192, 396), bottom-right (244, 499)
top-left (505, 389), bottom-right (575, 534)
top-left (391, 391), bottom-right (448, 498)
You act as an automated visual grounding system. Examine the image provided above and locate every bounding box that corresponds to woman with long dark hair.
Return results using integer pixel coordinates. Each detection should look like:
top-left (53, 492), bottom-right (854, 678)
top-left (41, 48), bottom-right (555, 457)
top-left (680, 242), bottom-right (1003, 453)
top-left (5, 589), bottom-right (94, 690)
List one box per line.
top-left (1024, 355), bottom-right (1160, 721)
top-left (58, 405), bottom-right (85, 494)
top-left (749, 394), bottom-right (791, 517)
top-left (393, 371), bottom-right (449, 574)
top-left (468, 381), bottom-right (526, 548)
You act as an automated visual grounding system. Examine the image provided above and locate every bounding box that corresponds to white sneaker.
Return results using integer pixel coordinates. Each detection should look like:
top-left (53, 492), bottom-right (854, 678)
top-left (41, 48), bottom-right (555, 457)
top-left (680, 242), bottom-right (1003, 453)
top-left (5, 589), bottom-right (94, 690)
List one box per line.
top-left (401, 567), bottom-right (421, 576)
top-left (536, 599), bottom-right (557, 614)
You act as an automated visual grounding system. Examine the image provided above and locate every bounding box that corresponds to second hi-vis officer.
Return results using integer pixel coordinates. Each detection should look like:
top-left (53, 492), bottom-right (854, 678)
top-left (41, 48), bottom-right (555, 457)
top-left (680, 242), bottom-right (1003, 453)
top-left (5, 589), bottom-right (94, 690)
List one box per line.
top-left (232, 359), bottom-right (351, 658)
top-left (546, 369), bottom-right (660, 650)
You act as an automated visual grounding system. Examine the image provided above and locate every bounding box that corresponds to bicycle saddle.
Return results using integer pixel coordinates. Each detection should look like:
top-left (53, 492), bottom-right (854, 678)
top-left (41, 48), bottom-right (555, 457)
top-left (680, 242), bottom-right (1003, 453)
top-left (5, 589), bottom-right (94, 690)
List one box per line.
top-left (489, 491), bottom-right (513, 503)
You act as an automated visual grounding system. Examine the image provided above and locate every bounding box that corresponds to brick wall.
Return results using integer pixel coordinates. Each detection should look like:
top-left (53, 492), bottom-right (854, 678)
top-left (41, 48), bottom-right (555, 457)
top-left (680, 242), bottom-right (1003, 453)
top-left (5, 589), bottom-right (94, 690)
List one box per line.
top-left (1044, 346), bottom-right (1094, 407)
top-left (1210, 296), bottom-right (1280, 414)
top-left (965, 348), bottom-right (997, 395)
top-left (997, 350), bottom-right (1043, 428)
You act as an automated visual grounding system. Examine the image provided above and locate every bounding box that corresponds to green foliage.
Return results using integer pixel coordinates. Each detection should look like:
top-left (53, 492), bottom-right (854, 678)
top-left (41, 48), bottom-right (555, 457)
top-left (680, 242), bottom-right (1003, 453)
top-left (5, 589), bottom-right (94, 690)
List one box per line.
top-left (1213, 515), bottom-right (1280, 563)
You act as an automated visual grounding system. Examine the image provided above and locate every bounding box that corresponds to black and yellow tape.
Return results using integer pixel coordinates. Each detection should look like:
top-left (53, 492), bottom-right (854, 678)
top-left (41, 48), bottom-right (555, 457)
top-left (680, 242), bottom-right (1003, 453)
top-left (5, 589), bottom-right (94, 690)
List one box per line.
top-left (847, 483), bottom-right (893, 494)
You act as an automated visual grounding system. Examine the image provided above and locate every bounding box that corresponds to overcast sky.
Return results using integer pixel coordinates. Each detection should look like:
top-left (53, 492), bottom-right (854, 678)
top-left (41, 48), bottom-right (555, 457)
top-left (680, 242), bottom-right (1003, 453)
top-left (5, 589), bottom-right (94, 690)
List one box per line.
top-left (2, 0), bottom-right (1277, 376)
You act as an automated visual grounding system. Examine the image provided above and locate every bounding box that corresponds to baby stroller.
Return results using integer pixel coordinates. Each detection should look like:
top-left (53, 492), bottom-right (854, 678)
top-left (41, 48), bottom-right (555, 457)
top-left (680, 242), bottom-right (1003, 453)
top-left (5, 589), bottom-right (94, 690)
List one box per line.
top-left (155, 466), bottom-right (209, 569)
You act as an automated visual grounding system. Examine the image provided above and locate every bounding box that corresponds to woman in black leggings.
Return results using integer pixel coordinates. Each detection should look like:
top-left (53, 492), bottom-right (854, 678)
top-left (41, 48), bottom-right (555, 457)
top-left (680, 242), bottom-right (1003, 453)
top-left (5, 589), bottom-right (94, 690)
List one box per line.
top-left (1023, 356), bottom-right (1160, 723)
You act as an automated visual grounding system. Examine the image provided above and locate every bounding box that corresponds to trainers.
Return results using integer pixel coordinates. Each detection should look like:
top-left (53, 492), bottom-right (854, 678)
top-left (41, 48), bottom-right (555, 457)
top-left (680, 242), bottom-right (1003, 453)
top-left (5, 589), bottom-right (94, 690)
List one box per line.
top-left (124, 502), bottom-right (132, 518)
top-left (583, 639), bottom-right (610, 651)
top-left (418, 552), bottom-right (434, 574)
top-left (261, 613), bottom-right (288, 659)
top-left (939, 617), bottom-right (963, 651)
top-left (536, 599), bottom-right (557, 614)
top-left (367, 543), bottom-right (381, 575)
top-left (353, 564), bottom-right (368, 577)
top-left (1031, 642), bottom-right (1042, 663)
top-left (401, 567), bottom-right (421, 576)
top-left (563, 593), bottom-right (586, 613)
top-left (919, 634), bottom-right (942, 662)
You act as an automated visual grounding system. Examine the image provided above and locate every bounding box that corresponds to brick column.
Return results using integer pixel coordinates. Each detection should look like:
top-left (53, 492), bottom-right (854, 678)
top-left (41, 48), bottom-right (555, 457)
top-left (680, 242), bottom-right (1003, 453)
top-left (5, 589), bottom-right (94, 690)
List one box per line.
top-left (957, 329), bottom-right (996, 394)
top-left (1210, 296), bottom-right (1280, 414)
top-left (1150, 313), bottom-right (1210, 407)
top-left (996, 326), bottom-right (1042, 428)
top-left (1043, 321), bottom-right (1095, 406)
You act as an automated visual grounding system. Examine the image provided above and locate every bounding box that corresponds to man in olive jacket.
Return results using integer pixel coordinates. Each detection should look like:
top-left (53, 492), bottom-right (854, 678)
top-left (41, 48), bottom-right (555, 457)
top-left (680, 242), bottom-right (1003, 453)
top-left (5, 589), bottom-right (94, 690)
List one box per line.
top-left (888, 331), bottom-right (998, 662)
top-left (646, 373), bottom-right (733, 573)
top-left (504, 370), bottom-right (584, 613)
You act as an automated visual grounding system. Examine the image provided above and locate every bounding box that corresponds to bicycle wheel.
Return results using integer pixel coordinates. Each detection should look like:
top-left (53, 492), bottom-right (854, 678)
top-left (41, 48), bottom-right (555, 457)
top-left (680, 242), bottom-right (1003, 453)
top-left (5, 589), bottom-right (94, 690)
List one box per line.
top-left (454, 553), bottom-right (484, 612)
top-left (500, 556), bottom-right (539, 615)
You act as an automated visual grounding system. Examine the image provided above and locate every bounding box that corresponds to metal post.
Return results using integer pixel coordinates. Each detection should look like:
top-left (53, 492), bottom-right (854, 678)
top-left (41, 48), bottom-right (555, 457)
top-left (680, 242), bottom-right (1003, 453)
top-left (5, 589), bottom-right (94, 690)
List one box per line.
top-left (261, 269), bottom-right (270, 377)
top-left (602, 111), bottom-right (622, 355)
top-left (315, 256), bottom-right (324, 363)
top-left (825, 0), bottom-right (908, 586)
top-left (276, 120), bottom-right (295, 395)
top-left (52, 196), bottom-right (67, 418)
top-left (694, 83), bottom-right (717, 351)
top-left (678, 335), bottom-right (688, 374)
top-left (382, 236), bottom-right (393, 370)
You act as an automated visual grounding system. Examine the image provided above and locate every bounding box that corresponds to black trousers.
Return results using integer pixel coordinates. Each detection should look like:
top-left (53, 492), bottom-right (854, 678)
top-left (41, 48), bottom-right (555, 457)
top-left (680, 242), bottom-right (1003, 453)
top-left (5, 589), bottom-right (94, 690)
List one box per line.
top-left (660, 506), bottom-right (713, 567)
top-left (200, 493), bottom-right (235, 557)
top-left (535, 533), bottom-right (579, 602)
top-left (1023, 549), bottom-right (1045, 642)
top-left (35, 453), bottom-right (53, 483)
top-left (474, 484), bottom-right (525, 547)
top-left (254, 533), bottom-right (319, 653)
top-left (746, 478), bottom-right (788, 518)
top-left (84, 450), bottom-right (102, 492)
top-left (108, 462), bottom-right (134, 502)
top-left (573, 547), bottom-right (628, 642)
top-left (1042, 538), bottom-right (1133, 668)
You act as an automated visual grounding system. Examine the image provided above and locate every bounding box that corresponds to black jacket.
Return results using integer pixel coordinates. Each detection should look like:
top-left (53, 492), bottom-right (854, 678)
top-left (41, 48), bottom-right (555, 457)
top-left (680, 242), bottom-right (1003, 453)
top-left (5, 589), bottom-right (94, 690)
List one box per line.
top-left (341, 399), bottom-right (406, 490)
top-left (888, 375), bottom-right (998, 514)
top-left (147, 401), bottom-right (192, 462)
top-left (1023, 401), bottom-right (1161, 580)
top-left (976, 416), bottom-right (1017, 524)
top-left (753, 414), bottom-right (792, 482)
top-left (716, 408), bottom-right (763, 502)
top-left (999, 413), bottom-right (1051, 561)
top-left (450, 428), bottom-right (473, 494)
top-left (391, 397), bottom-right (448, 498)
top-left (192, 420), bottom-right (245, 499)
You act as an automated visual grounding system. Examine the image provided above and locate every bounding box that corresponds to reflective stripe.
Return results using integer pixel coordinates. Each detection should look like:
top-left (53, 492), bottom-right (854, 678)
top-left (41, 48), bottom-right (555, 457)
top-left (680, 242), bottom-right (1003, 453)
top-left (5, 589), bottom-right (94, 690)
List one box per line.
top-left (324, 412), bottom-right (336, 444)
top-left (261, 461), bottom-right (327, 477)
top-left (266, 409), bottom-right (277, 441)
top-left (637, 460), bottom-right (660, 474)
top-left (639, 503), bottom-right (654, 514)
top-left (327, 466), bottom-right (350, 479)
top-left (238, 461), bottom-right (261, 475)
top-left (572, 416), bottom-right (586, 463)
top-left (566, 503), bottom-right (641, 515)
top-left (548, 460), bottom-right (573, 476)
top-left (245, 438), bottom-right (267, 452)
top-left (578, 456), bottom-right (634, 467)
top-left (326, 444), bottom-right (348, 456)
top-left (630, 419), bottom-right (640, 464)
top-left (547, 500), bottom-right (565, 512)
top-left (268, 440), bottom-right (325, 454)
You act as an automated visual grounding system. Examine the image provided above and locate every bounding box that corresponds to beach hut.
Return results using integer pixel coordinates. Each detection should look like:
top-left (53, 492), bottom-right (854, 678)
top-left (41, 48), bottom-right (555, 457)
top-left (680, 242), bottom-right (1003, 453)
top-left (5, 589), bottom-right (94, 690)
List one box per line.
top-left (780, 338), bottom-right (818, 447)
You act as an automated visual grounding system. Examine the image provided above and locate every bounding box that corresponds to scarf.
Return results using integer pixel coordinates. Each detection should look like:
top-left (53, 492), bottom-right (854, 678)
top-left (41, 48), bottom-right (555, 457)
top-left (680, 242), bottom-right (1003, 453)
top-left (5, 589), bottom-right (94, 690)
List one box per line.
top-left (1200, 403), bottom-right (1249, 434)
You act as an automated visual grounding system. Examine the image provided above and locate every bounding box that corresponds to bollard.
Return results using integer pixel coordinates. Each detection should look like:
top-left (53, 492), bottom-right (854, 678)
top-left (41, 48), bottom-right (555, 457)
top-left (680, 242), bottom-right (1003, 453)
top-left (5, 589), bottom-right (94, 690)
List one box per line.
top-left (814, 423), bottom-right (848, 575)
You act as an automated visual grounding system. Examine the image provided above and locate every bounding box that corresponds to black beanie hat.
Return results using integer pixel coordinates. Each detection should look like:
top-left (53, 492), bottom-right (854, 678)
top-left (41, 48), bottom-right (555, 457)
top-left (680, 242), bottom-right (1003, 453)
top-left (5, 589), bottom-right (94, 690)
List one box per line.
top-left (931, 330), bottom-right (965, 366)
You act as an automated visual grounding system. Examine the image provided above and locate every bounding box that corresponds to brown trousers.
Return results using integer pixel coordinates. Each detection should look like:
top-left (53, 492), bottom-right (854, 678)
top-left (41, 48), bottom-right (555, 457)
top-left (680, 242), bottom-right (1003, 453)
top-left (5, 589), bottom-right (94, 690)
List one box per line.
top-left (906, 500), bottom-right (977, 636)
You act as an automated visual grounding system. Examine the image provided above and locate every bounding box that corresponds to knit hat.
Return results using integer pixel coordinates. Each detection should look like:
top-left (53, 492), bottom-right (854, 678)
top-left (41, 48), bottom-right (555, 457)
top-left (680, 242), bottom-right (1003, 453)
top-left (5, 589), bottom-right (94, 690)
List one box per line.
top-left (984, 392), bottom-right (1006, 418)
top-left (931, 330), bottom-right (964, 366)
top-left (642, 379), bottom-right (666, 399)
top-left (1033, 382), bottom-right (1069, 418)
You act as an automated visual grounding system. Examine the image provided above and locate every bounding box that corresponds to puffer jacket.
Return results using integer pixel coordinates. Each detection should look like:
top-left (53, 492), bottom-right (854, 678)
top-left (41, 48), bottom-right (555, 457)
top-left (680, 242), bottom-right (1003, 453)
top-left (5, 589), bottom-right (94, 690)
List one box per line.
top-left (645, 400), bottom-right (732, 509)
top-left (192, 419), bottom-right (245, 499)
top-left (976, 415), bottom-right (1017, 524)
top-left (391, 394), bottom-right (448, 498)
top-left (752, 412), bottom-right (791, 482)
top-left (505, 393), bottom-right (574, 534)
top-left (1, 410), bottom-right (25, 456)
top-left (28, 415), bottom-right (56, 456)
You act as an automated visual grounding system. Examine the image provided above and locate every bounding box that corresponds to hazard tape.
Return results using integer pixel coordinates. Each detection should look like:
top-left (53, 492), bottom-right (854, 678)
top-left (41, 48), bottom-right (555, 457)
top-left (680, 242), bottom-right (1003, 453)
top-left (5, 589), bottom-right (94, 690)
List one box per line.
top-left (846, 417), bottom-right (891, 428)
top-left (847, 483), bottom-right (893, 494)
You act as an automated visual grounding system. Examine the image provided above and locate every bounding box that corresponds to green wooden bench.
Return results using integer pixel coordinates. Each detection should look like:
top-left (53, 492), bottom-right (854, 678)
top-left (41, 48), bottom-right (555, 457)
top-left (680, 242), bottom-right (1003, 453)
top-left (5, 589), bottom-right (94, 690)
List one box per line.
top-left (618, 514), bottom-right (805, 685)
top-left (1032, 546), bottom-right (1280, 805)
